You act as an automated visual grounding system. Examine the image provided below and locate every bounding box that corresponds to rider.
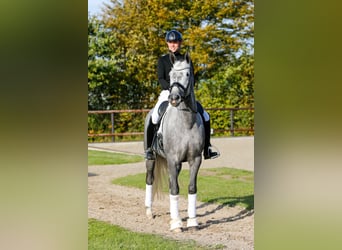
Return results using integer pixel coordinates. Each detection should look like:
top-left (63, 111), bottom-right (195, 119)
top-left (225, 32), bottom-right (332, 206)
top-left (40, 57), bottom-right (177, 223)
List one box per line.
top-left (144, 30), bottom-right (219, 160)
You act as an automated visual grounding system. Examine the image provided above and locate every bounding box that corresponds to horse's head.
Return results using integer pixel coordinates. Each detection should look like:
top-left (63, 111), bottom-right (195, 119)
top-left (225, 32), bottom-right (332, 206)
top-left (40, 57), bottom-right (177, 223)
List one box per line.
top-left (168, 52), bottom-right (193, 107)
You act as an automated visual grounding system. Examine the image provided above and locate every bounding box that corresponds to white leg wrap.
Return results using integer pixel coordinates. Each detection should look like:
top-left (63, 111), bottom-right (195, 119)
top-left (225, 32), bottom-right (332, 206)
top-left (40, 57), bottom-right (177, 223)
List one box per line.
top-left (187, 217), bottom-right (198, 227)
top-left (169, 195), bottom-right (182, 231)
top-left (169, 194), bottom-right (179, 220)
top-left (188, 193), bottom-right (197, 219)
top-left (145, 184), bottom-right (153, 208)
top-left (146, 207), bottom-right (153, 219)
top-left (170, 217), bottom-right (182, 231)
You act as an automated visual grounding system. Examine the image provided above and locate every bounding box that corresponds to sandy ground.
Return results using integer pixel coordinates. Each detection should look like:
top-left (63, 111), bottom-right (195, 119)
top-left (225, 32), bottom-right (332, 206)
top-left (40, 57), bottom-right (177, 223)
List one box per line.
top-left (88, 137), bottom-right (254, 249)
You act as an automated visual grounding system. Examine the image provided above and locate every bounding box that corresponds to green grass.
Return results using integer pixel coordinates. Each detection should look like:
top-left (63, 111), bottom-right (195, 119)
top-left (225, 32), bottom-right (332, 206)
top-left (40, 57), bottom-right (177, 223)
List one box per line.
top-left (112, 167), bottom-right (254, 210)
top-left (88, 219), bottom-right (213, 250)
top-left (89, 152), bottom-right (252, 249)
top-left (88, 150), bottom-right (144, 165)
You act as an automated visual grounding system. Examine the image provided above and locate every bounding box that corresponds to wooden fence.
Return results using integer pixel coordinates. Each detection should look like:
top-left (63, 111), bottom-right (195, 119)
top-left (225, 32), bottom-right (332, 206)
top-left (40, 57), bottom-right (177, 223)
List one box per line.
top-left (88, 107), bottom-right (254, 142)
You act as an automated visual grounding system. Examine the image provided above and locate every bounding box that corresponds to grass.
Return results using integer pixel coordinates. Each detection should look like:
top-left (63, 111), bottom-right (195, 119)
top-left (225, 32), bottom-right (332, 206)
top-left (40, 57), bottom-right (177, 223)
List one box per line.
top-left (112, 167), bottom-right (254, 210)
top-left (88, 219), bottom-right (213, 250)
top-left (88, 151), bottom-right (253, 249)
top-left (88, 150), bottom-right (144, 165)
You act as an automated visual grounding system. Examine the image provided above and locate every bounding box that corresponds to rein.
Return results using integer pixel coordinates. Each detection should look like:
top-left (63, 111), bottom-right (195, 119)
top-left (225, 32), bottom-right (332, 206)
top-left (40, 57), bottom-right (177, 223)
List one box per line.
top-left (169, 82), bottom-right (187, 95)
top-left (169, 83), bottom-right (194, 113)
top-left (168, 57), bottom-right (196, 113)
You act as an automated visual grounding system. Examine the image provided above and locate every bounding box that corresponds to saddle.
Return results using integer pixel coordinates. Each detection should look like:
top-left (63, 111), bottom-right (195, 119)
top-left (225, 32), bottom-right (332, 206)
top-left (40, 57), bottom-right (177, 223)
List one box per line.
top-left (151, 101), bottom-right (169, 158)
top-left (147, 101), bottom-right (203, 160)
top-left (157, 101), bottom-right (169, 121)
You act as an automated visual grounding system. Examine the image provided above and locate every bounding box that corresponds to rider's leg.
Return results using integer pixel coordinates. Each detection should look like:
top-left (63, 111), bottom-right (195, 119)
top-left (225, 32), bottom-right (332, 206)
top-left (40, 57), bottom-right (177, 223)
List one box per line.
top-left (144, 111), bottom-right (155, 160)
top-left (203, 112), bottom-right (219, 159)
top-left (145, 90), bottom-right (170, 159)
top-left (151, 90), bottom-right (169, 125)
top-left (196, 102), bottom-right (219, 160)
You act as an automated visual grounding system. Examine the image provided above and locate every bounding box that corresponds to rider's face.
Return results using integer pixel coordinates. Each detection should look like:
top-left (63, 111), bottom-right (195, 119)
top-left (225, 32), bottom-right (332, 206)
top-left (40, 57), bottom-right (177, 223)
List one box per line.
top-left (167, 41), bottom-right (181, 53)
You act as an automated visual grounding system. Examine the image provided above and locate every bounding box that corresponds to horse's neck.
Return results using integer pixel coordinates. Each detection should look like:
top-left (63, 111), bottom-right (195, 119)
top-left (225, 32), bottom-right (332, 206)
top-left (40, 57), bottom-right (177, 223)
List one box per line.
top-left (184, 72), bottom-right (197, 113)
top-left (174, 102), bottom-right (197, 126)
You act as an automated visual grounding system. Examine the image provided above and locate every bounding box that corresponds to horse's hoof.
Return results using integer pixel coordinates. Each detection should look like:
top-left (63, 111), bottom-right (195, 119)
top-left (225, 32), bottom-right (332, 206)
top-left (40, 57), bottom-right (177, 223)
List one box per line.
top-left (146, 207), bottom-right (153, 219)
top-left (170, 218), bottom-right (182, 232)
top-left (171, 227), bottom-right (182, 233)
top-left (187, 217), bottom-right (198, 228)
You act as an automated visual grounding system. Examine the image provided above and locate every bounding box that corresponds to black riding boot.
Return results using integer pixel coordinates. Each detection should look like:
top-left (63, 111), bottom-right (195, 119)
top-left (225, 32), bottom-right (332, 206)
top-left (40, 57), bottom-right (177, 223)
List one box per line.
top-left (203, 120), bottom-right (219, 160)
top-left (144, 116), bottom-right (156, 160)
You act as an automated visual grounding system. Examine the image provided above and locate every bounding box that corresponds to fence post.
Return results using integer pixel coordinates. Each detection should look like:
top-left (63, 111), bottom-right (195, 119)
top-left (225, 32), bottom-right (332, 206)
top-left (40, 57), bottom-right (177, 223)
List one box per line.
top-left (111, 112), bottom-right (115, 142)
top-left (230, 109), bottom-right (234, 136)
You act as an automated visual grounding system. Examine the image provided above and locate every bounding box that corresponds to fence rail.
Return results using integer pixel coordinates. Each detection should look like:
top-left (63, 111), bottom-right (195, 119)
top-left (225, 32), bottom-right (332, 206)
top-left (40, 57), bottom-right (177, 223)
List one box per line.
top-left (88, 107), bottom-right (254, 142)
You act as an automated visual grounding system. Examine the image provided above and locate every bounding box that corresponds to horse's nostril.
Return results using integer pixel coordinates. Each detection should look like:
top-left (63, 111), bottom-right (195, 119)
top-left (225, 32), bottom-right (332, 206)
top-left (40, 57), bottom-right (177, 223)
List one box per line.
top-left (170, 94), bottom-right (180, 101)
top-left (169, 94), bottom-right (181, 106)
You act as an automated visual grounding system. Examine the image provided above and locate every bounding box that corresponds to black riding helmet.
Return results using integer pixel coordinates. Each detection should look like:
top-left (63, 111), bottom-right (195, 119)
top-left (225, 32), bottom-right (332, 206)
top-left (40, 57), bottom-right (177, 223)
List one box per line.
top-left (165, 30), bottom-right (183, 42)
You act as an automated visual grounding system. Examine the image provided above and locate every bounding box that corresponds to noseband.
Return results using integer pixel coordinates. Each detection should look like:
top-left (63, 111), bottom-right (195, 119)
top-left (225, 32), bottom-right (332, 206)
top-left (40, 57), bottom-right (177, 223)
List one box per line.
top-left (169, 66), bottom-right (191, 100)
top-left (169, 82), bottom-right (188, 100)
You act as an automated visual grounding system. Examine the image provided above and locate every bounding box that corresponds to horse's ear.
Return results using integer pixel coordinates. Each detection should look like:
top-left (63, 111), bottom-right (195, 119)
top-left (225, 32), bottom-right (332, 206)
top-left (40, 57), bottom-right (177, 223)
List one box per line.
top-left (185, 52), bottom-right (191, 63)
top-left (169, 53), bottom-right (176, 65)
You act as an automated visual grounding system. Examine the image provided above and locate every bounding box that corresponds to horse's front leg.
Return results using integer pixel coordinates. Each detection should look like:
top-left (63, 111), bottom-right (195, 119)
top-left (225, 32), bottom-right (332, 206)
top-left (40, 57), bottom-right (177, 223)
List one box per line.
top-left (168, 161), bottom-right (182, 232)
top-left (145, 159), bottom-right (155, 219)
top-left (187, 155), bottom-right (202, 228)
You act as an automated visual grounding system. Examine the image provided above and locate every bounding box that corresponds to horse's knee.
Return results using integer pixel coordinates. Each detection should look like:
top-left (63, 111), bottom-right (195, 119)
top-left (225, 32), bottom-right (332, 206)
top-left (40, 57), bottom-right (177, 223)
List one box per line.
top-left (145, 160), bottom-right (155, 185)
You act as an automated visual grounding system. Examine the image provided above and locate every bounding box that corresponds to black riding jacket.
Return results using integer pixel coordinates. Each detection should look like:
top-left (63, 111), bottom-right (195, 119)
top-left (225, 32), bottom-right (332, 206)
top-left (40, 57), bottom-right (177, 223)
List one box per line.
top-left (157, 51), bottom-right (195, 90)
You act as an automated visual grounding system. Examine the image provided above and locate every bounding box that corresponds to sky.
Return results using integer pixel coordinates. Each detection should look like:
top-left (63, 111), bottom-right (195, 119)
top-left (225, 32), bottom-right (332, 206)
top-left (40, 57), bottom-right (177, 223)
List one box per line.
top-left (88, 0), bottom-right (110, 15)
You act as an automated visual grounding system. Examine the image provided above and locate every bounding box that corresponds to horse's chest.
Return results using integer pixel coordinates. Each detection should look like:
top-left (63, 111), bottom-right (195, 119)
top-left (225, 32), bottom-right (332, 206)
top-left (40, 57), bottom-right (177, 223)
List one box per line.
top-left (163, 118), bottom-right (201, 146)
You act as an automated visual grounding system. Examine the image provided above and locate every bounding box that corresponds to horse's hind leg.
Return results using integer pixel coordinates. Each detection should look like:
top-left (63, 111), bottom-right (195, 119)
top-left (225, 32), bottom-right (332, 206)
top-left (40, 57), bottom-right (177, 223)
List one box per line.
top-left (145, 159), bottom-right (155, 219)
top-left (187, 156), bottom-right (202, 228)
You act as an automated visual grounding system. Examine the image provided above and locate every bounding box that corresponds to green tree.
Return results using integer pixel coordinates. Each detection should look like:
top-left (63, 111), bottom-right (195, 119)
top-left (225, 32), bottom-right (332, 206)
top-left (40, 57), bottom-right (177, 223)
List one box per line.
top-left (196, 52), bottom-right (254, 135)
top-left (88, 15), bottom-right (148, 110)
top-left (88, 1), bottom-right (254, 139)
top-left (197, 52), bottom-right (254, 108)
top-left (88, 15), bottom-right (120, 110)
top-left (101, 0), bottom-right (254, 108)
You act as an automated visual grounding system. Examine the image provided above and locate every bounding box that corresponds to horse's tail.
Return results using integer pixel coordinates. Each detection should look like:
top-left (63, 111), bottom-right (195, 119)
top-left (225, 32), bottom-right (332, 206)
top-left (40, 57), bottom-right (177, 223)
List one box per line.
top-left (153, 155), bottom-right (168, 199)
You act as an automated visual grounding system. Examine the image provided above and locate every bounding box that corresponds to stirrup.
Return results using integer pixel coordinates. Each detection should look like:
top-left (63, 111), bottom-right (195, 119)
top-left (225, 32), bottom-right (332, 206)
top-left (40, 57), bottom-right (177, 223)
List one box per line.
top-left (204, 145), bottom-right (220, 160)
top-left (145, 148), bottom-right (155, 160)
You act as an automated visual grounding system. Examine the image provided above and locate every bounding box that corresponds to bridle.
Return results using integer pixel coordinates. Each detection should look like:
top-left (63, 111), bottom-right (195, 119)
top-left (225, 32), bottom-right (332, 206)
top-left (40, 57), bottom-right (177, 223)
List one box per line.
top-left (169, 82), bottom-right (188, 101)
top-left (169, 66), bottom-right (192, 101)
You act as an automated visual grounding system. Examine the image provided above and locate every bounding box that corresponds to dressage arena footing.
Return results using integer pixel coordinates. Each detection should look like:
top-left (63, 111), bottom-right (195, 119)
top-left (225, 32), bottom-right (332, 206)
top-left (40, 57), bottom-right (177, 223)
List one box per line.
top-left (88, 136), bottom-right (254, 172)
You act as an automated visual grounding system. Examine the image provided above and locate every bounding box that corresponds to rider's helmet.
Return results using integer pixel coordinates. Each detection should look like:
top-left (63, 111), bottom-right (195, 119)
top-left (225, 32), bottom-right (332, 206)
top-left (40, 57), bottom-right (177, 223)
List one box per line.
top-left (165, 30), bottom-right (183, 42)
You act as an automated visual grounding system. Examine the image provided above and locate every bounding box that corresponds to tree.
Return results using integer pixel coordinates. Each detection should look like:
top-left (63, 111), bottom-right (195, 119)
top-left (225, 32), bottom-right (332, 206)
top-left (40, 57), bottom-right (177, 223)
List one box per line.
top-left (101, 0), bottom-right (254, 108)
top-left (88, 15), bottom-right (148, 110)
top-left (88, 15), bottom-right (121, 110)
top-left (88, 1), bottom-right (254, 138)
top-left (197, 52), bottom-right (254, 108)
top-left (196, 52), bottom-right (254, 135)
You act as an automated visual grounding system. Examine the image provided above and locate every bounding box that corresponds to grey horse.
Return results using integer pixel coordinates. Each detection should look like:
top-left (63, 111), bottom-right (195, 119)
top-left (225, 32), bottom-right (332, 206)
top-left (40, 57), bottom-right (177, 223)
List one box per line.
top-left (144, 52), bottom-right (205, 232)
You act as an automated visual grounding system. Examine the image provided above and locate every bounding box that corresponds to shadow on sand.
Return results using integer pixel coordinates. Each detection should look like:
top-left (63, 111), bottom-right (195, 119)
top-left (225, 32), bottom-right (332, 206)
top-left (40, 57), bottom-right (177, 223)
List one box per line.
top-left (183, 195), bottom-right (254, 230)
